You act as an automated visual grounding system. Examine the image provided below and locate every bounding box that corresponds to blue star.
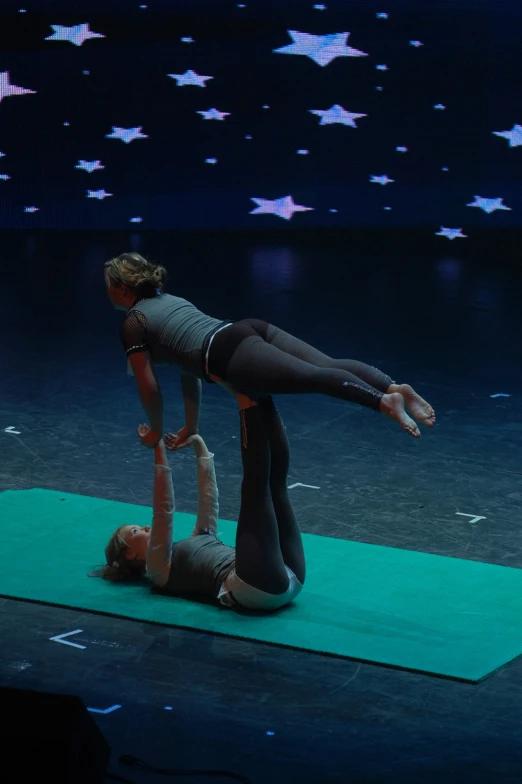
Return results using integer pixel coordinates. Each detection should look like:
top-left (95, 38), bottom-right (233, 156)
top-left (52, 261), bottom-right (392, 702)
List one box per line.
top-left (309, 104), bottom-right (367, 127)
top-left (105, 126), bottom-right (149, 143)
top-left (376, 64), bottom-right (388, 71)
top-left (87, 189), bottom-right (112, 200)
top-left (75, 159), bottom-right (104, 173)
top-left (196, 108), bottom-right (230, 120)
top-left (168, 70), bottom-right (213, 87)
top-left (492, 124), bottom-right (522, 148)
top-left (130, 217), bottom-right (143, 223)
top-left (376, 12), bottom-right (389, 19)
top-left (274, 30), bottom-right (368, 67)
top-left (0, 174), bottom-right (11, 180)
top-left (466, 196), bottom-right (511, 214)
top-left (24, 206), bottom-right (39, 213)
top-left (435, 227), bottom-right (467, 240)
top-left (410, 40), bottom-right (423, 47)
top-left (395, 146), bottom-right (408, 153)
top-left (45, 23), bottom-right (105, 47)
top-left (370, 175), bottom-right (394, 185)
top-left (434, 103), bottom-right (445, 110)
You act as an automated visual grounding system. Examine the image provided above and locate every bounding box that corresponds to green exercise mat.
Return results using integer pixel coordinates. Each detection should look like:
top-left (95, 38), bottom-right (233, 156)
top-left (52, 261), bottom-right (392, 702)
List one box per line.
top-left (1, 487), bottom-right (522, 682)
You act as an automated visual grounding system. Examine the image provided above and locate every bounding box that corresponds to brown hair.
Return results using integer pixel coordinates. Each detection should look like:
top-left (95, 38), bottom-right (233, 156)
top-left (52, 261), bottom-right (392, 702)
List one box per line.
top-left (98, 525), bottom-right (146, 582)
top-left (104, 252), bottom-right (168, 299)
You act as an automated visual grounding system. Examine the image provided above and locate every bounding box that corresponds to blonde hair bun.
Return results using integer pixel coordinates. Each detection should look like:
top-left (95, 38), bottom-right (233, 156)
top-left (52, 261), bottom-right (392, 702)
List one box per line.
top-left (104, 252), bottom-right (168, 296)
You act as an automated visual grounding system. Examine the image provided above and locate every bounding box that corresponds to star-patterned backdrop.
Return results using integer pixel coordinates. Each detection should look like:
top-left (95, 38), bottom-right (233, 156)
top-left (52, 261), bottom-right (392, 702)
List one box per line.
top-left (0, 0), bottom-right (521, 237)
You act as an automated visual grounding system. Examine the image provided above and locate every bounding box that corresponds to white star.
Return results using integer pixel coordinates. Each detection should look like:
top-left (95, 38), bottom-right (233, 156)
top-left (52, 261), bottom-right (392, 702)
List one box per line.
top-left (492, 124), bottom-right (522, 148)
top-left (168, 69), bottom-right (213, 87)
top-left (467, 196), bottom-right (511, 214)
top-left (75, 159), bottom-right (104, 173)
top-left (250, 195), bottom-right (313, 221)
top-left (313, 4), bottom-right (327, 9)
top-left (410, 40), bottom-right (423, 47)
top-left (106, 126), bottom-right (148, 143)
top-left (435, 227), bottom-right (467, 240)
top-left (274, 30), bottom-right (368, 67)
top-left (0, 71), bottom-right (36, 104)
top-left (370, 174), bottom-right (394, 185)
top-left (376, 64), bottom-right (388, 71)
top-left (45, 23), bottom-right (105, 47)
top-left (297, 149), bottom-right (309, 155)
top-left (181, 37), bottom-right (194, 43)
top-left (376, 12), bottom-right (389, 19)
top-left (383, 206), bottom-right (392, 211)
top-left (0, 174), bottom-right (11, 180)
top-left (0, 151), bottom-right (4, 157)
top-left (205, 158), bottom-right (218, 164)
top-left (395, 146), bottom-right (408, 152)
top-left (309, 104), bottom-right (367, 127)
top-left (130, 216), bottom-right (143, 223)
top-left (329, 208), bottom-right (338, 213)
top-left (434, 103), bottom-right (445, 110)
top-left (87, 189), bottom-right (112, 200)
top-left (196, 108), bottom-right (230, 120)
top-left (24, 206), bottom-right (39, 213)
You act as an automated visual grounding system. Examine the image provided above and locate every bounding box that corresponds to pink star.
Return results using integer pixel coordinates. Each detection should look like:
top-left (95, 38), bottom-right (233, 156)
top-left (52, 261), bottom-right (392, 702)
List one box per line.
top-left (0, 71), bottom-right (36, 104)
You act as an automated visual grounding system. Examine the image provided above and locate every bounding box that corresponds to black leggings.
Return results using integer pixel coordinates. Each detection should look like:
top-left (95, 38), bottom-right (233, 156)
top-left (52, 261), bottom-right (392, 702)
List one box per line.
top-left (209, 320), bottom-right (394, 412)
top-left (235, 398), bottom-right (306, 595)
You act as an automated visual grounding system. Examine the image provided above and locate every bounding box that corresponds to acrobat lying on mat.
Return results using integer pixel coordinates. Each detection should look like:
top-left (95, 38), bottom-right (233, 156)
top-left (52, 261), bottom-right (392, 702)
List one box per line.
top-left (104, 252), bottom-right (436, 449)
top-left (100, 396), bottom-right (305, 611)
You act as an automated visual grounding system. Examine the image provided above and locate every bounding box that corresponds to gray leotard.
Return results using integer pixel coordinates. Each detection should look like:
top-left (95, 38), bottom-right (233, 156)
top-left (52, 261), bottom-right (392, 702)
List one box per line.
top-left (120, 292), bottom-right (224, 379)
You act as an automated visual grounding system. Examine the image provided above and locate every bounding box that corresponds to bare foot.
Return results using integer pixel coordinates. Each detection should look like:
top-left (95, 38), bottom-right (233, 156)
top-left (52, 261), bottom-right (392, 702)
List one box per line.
top-left (380, 392), bottom-right (421, 438)
top-left (388, 384), bottom-right (436, 428)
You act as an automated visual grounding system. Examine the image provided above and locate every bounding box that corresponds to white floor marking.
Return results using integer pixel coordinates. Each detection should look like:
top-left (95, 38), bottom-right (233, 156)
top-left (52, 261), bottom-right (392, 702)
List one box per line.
top-left (288, 482), bottom-right (320, 490)
top-left (456, 513), bottom-right (486, 525)
top-left (87, 705), bottom-right (122, 714)
top-left (49, 629), bottom-right (86, 649)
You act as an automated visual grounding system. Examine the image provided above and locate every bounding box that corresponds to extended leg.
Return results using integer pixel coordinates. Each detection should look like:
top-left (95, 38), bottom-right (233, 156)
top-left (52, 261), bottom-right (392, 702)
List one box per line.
top-left (234, 403), bottom-right (290, 595)
top-left (258, 396), bottom-right (306, 585)
top-left (266, 326), bottom-right (435, 429)
top-left (224, 337), bottom-right (421, 437)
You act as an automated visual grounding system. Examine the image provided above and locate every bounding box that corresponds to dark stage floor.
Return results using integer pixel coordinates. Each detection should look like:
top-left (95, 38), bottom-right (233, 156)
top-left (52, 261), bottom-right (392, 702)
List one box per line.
top-left (2, 227), bottom-right (522, 783)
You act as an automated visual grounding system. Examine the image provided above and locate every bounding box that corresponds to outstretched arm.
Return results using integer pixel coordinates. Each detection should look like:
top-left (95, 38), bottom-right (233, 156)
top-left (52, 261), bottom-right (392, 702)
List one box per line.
top-left (129, 351), bottom-right (164, 446)
top-left (181, 372), bottom-right (202, 433)
top-left (142, 431), bottom-right (175, 588)
top-left (192, 435), bottom-right (219, 536)
top-left (164, 432), bottom-right (219, 536)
